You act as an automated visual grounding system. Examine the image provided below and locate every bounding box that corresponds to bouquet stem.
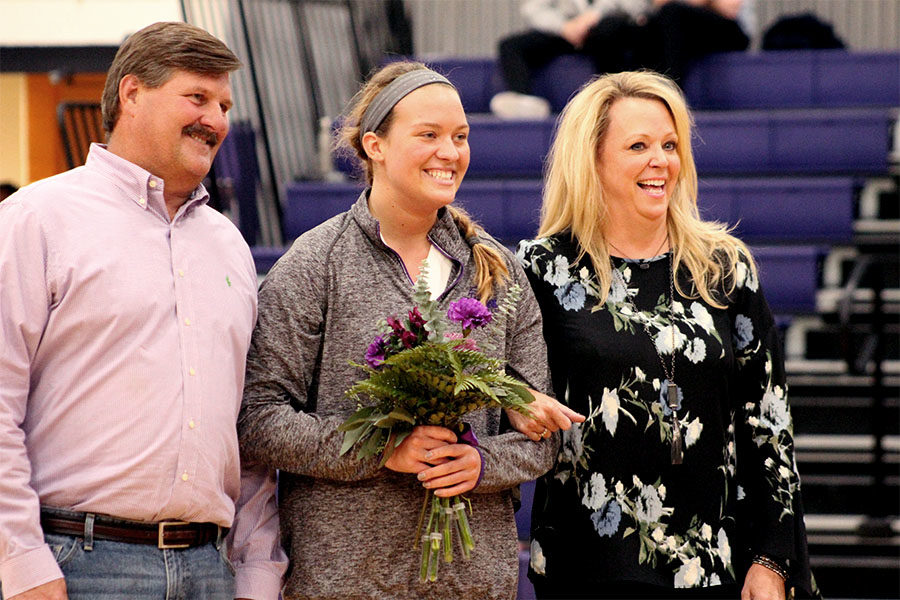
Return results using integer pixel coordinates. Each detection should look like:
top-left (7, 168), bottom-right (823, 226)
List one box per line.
top-left (418, 490), bottom-right (475, 582)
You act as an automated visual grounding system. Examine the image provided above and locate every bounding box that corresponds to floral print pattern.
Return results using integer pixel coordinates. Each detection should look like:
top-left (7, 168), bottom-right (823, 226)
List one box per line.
top-left (518, 235), bottom-right (817, 594)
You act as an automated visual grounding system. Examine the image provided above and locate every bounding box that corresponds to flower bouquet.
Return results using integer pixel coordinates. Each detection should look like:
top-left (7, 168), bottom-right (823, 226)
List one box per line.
top-left (339, 261), bottom-right (535, 582)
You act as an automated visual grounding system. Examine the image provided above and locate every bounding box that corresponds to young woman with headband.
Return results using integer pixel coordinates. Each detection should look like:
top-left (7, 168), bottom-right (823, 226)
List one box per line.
top-left (237, 61), bottom-right (581, 599)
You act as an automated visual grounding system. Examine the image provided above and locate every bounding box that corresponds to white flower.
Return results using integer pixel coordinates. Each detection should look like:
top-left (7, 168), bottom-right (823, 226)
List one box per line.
top-left (559, 423), bottom-right (584, 466)
top-left (774, 385), bottom-right (784, 399)
top-left (654, 324), bottom-right (687, 355)
top-left (530, 539), bottom-right (546, 575)
top-left (685, 418), bottom-right (703, 448)
top-left (710, 573), bottom-right (721, 586)
top-left (747, 416), bottom-right (760, 427)
top-left (658, 484), bottom-right (667, 500)
top-left (636, 485), bottom-right (664, 523)
top-left (620, 305), bottom-right (633, 316)
top-left (764, 457), bottom-right (775, 469)
top-left (608, 271), bottom-right (627, 304)
top-left (760, 389), bottom-right (791, 433)
top-left (735, 262), bottom-right (749, 289)
top-left (700, 524), bottom-right (712, 541)
top-left (779, 465), bottom-right (792, 479)
top-left (599, 388), bottom-right (621, 435)
top-left (737, 485), bottom-right (745, 500)
top-left (579, 266), bottom-right (589, 280)
top-left (665, 536), bottom-right (678, 552)
top-left (690, 302), bottom-right (715, 332)
top-left (635, 366), bottom-right (646, 382)
top-left (632, 475), bottom-right (642, 487)
top-left (717, 527), bottom-right (732, 565)
top-left (653, 379), bottom-right (661, 391)
top-left (672, 301), bottom-right (685, 314)
top-left (615, 481), bottom-right (624, 496)
top-left (684, 338), bottom-right (707, 364)
top-left (582, 472), bottom-right (608, 511)
top-left (652, 527), bottom-right (665, 543)
top-left (674, 557), bottom-right (704, 588)
top-left (544, 255), bottom-right (571, 286)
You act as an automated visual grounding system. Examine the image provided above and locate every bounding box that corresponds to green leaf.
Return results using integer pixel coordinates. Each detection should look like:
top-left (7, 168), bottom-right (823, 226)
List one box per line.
top-left (336, 405), bottom-right (378, 432)
top-left (340, 420), bottom-right (375, 455)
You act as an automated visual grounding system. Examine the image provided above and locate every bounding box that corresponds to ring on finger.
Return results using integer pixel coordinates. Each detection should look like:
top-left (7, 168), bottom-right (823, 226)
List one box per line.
top-left (540, 428), bottom-right (550, 438)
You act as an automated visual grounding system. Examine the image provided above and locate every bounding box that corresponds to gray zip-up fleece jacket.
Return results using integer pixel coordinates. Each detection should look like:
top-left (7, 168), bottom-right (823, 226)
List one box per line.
top-left (239, 192), bottom-right (557, 599)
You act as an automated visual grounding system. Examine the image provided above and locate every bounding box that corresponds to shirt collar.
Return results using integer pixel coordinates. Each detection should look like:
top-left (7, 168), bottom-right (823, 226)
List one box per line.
top-left (85, 143), bottom-right (210, 214)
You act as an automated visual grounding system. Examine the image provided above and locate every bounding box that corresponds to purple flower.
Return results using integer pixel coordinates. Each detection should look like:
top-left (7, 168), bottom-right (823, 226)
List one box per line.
top-left (365, 334), bottom-right (388, 368)
top-left (447, 297), bottom-right (493, 330)
top-left (408, 307), bottom-right (426, 329)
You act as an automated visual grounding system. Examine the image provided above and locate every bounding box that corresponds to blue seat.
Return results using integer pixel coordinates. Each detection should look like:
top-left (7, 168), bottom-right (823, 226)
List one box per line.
top-left (698, 177), bottom-right (857, 243)
top-left (424, 51), bottom-right (900, 114)
top-left (283, 181), bottom-right (361, 239)
top-left (751, 245), bottom-right (824, 314)
top-left (463, 108), bottom-right (894, 178)
top-left (214, 121), bottom-right (261, 246)
top-left (683, 50), bottom-right (900, 110)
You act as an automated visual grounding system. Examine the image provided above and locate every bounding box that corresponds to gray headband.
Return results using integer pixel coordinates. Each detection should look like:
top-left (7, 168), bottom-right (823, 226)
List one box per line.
top-left (359, 69), bottom-right (455, 142)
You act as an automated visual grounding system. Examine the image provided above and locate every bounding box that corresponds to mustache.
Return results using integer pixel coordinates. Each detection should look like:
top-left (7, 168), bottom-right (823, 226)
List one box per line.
top-left (182, 123), bottom-right (219, 146)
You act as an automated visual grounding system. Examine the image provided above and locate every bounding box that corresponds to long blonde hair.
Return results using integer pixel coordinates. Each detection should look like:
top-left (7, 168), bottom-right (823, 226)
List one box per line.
top-left (539, 70), bottom-right (753, 308)
top-left (337, 61), bottom-right (509, 303)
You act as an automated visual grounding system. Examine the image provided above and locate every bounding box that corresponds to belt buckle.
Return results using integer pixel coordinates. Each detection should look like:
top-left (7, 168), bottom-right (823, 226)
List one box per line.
top-left (158, 520), bottom-right (191, 549)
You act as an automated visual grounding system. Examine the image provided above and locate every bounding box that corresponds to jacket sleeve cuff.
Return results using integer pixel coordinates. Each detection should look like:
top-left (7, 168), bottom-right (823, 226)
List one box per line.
top-left (0, 544), bottom-right (64, 598)
top-left (233, 564), bottom-right (284, 600)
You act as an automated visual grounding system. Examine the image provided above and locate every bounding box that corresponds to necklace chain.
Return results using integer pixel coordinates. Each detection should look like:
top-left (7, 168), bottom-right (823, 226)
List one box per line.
top-left (611, 242), bottom-right (683, 464)
top-left (607, 234), bottom-right (669, 265)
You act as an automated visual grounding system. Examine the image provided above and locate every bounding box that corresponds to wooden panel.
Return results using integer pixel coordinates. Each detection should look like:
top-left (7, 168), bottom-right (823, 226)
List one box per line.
top-left (25, 72), bottom-right (105, 183)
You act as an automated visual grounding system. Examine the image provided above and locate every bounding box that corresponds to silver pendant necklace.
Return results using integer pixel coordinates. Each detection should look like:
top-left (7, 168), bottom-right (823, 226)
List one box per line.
top-left (611, 243), bottom-right (684, 464)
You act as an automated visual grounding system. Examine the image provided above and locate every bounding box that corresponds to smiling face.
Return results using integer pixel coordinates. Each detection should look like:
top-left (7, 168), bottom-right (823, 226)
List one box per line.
top-left (597, 97), bottom-right (681, 232)
top-left (111, 69), bottom-right (233, 201)
top-left (368, 83), bottom-right (470, 218)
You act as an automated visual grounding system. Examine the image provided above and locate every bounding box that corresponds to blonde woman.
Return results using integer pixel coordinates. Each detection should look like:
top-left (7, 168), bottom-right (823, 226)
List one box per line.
top-left (516, 71), bottom-right (818, 599)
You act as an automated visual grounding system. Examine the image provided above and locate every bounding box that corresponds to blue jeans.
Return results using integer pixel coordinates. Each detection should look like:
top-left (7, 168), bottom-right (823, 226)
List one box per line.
top-left (5, 532), bottom-right (235, 600)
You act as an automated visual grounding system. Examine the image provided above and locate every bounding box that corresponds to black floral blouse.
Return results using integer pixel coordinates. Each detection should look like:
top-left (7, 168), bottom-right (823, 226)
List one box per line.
top-left (516, 234), bottom-right (818, 596)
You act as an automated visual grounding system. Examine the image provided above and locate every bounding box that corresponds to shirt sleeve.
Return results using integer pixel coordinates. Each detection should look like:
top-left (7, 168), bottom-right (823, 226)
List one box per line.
top-left (0, 198), bottom-right (66, 597)
top-left (729, 252), bottom-right (813, 592)
top-left (474, 254), bottom-right (558, 493)
top-left (228, 460), bottom-right (288, 599)
top-left (238, 237), bottom-right (384, 482)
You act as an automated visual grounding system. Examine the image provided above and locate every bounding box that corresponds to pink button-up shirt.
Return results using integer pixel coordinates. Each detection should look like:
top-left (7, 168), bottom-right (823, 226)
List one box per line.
top-left (0, 145), bottom-right (287, 598)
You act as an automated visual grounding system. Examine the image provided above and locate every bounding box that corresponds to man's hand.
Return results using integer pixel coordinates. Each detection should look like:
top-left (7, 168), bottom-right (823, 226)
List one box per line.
top-left (741, 563), bottom-right (786, 600)
top-left (8, 578), bottom-right (67, 600)
top-left (507, 390), bottom-right (586, 441)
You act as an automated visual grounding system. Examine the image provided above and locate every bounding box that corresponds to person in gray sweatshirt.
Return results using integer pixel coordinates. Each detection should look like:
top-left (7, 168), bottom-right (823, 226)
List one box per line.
top-left (237, 61), bottom-right (582, 599)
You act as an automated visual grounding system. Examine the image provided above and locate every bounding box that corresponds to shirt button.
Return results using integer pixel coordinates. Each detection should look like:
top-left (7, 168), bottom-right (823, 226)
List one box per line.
top-left (188, 419), bottom-right (196, 429)
top-left (184, 318), bottom-right (191, 326)
top-left (149, 180), bottom-right (157, 188)
top-left (138, 197), bottom-right (146, 206)
top-left (189, 367), bottom-right (196, 376)
top-left (181, 472), bottom-right (189, 481)
top-left (178, 269), bottom-right (185, 277)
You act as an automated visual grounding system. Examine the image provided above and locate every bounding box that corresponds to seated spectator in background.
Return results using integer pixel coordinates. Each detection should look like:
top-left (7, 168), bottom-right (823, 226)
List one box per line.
top-left (0, 183), bottom-right (18, 202)
top-left (491, 0), bottom-right (755, 119)
top-left (0, 21), bottom-right (286, 600)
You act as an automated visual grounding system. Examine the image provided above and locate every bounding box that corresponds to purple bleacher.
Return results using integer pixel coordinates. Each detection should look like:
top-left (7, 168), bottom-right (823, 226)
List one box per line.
top-left (463, 108), bottom-right (894, 178)
top-left (698, 177), bottom-right (857, 243)
top-left (454, 179), bottom-right (543, 244)
top-left (427, 57), bottom-right (496, 114)
top-left (751, 245), bottom-right (824, 314)
top-left (465, 114), bottom-right (556, 177)
top-left (251, 246), bottom-right (288, 273)
top-left (683, 50), bottom-right (900, 110)
top-left (283, 181), bottom-right (362, 239)
top-left (213, 121), bottom-right (261, 246)
top-left (531, 54), bottom-right (597, 113)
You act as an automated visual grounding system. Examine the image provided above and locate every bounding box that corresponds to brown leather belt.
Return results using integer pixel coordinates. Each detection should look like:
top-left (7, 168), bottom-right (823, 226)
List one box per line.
top-left (40, 507), bottom-right (224, 549)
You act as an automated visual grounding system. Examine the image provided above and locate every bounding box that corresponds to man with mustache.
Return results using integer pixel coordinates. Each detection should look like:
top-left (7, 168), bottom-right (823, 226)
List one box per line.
top-left (0, 22), bottom-right (286, 600)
